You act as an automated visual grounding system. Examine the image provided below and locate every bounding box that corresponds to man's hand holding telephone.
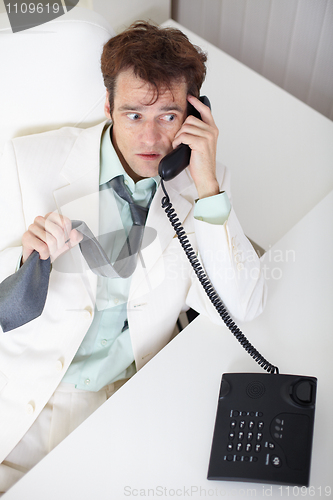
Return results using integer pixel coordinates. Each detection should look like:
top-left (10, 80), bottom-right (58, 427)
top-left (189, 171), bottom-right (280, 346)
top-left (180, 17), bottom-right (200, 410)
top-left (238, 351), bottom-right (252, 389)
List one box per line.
top-left (172, 95), bottom-right (220, 199)
top-left (159, 95), bottom-right (220, 200)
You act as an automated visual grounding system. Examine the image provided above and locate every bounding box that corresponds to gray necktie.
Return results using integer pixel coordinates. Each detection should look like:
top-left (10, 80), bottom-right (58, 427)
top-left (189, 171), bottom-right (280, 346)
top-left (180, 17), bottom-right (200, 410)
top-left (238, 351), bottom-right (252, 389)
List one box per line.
top-left (0, 175), bottom-right (154, 332)
top-left (88, 175), bottom-right (152, 278)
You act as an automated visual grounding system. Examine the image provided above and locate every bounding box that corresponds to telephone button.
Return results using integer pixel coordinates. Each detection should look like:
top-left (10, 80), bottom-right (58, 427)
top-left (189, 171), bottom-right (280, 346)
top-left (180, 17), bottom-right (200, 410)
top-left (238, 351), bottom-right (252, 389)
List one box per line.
top-left (258, 421), bottom-right (264, 430)
top-left (270, 455), bottom-right (282, 468)
top-left (228, 432), bottom-right (235, 440)
top-left (227, 443), bottom-right (233, 451)
top-left (239, 420), bottom-right (246, 429)
top-left (230, 419), bottom-right (237, 429)
top-left (248, 421), bottom-right (255, 429)
top-left (256, 433), bottom-right (263, 442)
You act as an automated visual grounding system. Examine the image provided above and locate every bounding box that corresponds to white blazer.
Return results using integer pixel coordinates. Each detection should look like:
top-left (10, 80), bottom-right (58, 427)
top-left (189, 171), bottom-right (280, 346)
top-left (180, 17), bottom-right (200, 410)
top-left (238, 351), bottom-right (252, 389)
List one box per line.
top-left (0, 121), bottom-right (266, 462)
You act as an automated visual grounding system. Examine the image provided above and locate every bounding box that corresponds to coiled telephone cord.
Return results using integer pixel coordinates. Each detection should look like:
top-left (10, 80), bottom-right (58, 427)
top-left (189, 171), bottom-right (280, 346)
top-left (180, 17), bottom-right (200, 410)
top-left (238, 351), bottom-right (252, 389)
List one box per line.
top-left (161, 179), bottom-right (279, 374)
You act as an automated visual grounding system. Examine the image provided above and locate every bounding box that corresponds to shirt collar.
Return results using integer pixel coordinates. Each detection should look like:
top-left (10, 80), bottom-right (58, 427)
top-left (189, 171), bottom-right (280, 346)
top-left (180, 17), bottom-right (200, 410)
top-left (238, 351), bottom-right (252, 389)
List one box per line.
top-left (99, 124), bottom-right (160, 194)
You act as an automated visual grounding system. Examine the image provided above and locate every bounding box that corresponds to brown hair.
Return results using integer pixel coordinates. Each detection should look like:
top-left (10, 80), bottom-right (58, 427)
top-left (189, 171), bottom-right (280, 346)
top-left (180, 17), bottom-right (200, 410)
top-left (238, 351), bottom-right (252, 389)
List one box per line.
top-left (101, 21), bottom-right (207, 115)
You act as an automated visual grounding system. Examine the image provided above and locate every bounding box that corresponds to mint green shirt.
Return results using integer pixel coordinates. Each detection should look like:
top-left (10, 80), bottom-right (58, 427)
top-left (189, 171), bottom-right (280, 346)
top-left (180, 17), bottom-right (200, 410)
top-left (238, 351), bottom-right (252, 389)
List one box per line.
top-left (63, 125), bottom-right (231, 391)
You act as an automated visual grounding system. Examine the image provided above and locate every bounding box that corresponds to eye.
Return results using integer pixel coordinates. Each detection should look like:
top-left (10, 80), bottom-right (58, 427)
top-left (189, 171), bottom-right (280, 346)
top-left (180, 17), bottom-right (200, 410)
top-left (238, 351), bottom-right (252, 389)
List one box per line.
top-left (161, 114), bottom-right (176, 122)
top-left (127, 113), bottom-right (141, 121)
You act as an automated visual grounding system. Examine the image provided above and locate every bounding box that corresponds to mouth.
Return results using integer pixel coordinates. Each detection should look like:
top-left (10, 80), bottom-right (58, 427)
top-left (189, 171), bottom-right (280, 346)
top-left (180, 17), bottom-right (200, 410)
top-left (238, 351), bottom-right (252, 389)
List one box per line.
top-left (136, 153), bottom-right (162, 161)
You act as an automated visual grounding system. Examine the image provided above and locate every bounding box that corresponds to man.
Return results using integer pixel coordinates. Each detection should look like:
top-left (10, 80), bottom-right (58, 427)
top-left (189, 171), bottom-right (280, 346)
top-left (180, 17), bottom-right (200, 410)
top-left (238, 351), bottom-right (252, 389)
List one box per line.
top-left (0, 22), bottom-right (266, 492)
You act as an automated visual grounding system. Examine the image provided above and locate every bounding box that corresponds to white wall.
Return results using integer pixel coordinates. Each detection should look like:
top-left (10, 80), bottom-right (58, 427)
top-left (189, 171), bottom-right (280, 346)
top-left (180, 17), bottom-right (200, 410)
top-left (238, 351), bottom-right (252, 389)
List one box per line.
top-left (172, 0), bottom-right (333, 121)
top-left (91, 0), bottom-right (171, 32)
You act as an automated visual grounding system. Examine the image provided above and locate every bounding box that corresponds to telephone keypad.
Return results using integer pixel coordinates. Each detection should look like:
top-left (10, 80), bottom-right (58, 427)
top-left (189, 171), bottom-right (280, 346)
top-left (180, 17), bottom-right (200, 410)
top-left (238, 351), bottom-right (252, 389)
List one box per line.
top-left (225, 411), bottom-right (271, 464)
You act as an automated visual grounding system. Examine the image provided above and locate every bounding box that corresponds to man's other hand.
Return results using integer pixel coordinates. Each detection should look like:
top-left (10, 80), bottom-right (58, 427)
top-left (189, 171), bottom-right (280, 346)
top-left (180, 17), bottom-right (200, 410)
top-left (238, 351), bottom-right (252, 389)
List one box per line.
top-left (21, 212), bottom-right (82, 264)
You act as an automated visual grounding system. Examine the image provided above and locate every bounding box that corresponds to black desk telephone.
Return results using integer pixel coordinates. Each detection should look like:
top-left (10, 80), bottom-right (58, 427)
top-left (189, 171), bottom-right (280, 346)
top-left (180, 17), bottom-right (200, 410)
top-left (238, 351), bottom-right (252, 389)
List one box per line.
top-left (158, 96), bottom-right (317, 487)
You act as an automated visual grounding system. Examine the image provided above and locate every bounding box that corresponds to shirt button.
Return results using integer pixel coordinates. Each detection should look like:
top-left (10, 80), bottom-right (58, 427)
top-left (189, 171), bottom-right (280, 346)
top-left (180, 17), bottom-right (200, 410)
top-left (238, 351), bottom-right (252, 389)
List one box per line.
top-left (114, 298), bottom-right (119, 305)
top-left (84, 378), bottom-right (90, 386)
top-left (55, 360), bottom-right (64, 372)
top-left (26, 402), bottom-right (35, 415)
top-left (101, 339), bottom-right (107, 347)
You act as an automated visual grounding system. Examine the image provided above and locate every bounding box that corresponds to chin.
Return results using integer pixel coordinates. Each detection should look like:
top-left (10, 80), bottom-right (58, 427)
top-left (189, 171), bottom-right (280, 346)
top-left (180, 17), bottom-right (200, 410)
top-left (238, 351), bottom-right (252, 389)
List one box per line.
top-left (136, 165), bottom-right (159, 179)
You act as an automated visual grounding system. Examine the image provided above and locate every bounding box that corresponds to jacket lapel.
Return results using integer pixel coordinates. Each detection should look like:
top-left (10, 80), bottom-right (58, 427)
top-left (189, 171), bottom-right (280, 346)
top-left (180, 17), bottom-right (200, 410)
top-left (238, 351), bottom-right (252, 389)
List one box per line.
top-left (52, 121), bottom-right (109, 298)
top-left (52, 121), bottom-right (109, 228)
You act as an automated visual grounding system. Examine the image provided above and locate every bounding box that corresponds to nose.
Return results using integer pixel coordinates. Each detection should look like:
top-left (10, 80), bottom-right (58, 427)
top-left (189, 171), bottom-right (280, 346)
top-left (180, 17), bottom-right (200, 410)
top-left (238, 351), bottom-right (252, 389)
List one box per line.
top-left (140, 120), bottom-right (161, 146)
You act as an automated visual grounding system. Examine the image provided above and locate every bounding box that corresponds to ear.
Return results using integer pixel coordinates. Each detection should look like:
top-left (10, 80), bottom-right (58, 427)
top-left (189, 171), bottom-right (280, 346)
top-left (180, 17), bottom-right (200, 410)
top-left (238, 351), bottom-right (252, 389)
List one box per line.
top-left (104, 90), bottom-right (111, 119)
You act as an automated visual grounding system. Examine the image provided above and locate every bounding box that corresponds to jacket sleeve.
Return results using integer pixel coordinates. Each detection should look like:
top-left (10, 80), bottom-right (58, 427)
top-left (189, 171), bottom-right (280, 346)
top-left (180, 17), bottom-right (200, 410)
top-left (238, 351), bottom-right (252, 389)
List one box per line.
top-left (188, 165), bottom-right (267, 322)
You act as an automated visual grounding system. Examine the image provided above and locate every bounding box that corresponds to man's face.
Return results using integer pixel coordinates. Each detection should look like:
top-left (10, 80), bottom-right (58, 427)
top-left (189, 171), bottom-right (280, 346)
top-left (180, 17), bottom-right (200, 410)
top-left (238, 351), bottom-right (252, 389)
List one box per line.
top-left (106, 68), bottom-right (188, 182)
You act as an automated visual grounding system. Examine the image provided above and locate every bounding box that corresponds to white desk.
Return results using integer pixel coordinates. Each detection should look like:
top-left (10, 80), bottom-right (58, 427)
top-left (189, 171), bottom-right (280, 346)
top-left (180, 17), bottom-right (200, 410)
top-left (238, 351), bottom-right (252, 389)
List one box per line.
top-left (4, 188), bottom-right (333, 499)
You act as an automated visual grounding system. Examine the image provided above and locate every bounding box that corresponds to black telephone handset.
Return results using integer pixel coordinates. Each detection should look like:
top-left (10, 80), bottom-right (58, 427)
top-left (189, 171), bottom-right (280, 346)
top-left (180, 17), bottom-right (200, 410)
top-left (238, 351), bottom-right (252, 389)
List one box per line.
top-left (158, 95), bottom-right (211, 181)
top-left (158, 95), bottom-right (317, 487)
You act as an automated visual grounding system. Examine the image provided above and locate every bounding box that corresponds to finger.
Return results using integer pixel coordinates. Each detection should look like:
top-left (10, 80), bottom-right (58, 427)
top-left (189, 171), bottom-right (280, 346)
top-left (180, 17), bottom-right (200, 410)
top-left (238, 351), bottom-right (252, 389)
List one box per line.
top-left (172, 132), bottom-right (207, 152)
top-left (67, 228), bottom-right (83, 248)
top-left (29, 215), bottom-right (67, 257)
top-left (45, 212), bottom-right (72, 241)
top-left (173, 123), bottom-right (217, 152)
top-left (174, 120), bottom-right (212, 141)
top-left (44, 213), bottom-right (72, 249)
top-left (44, 220), bottom-right (67, 251)
top-left (31, 217), bottom-right (62, 256)
top-left (187, 94), bottom-right (215, 125)
top-left (22, 222), bottom-right (51, 262)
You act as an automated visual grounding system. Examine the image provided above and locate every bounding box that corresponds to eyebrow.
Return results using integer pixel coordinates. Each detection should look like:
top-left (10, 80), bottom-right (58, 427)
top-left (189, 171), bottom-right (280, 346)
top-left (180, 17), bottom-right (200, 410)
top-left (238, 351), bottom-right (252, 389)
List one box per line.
top-left (118, 104), bottom-right (184, 113)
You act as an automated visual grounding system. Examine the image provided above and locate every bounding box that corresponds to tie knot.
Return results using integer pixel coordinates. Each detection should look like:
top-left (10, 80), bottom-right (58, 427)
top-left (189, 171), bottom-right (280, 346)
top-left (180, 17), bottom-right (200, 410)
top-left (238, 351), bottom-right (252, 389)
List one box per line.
top-left (108, 175), bottom-right (133, 205)
top-left (107, 175), bottom-right (152, 226)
